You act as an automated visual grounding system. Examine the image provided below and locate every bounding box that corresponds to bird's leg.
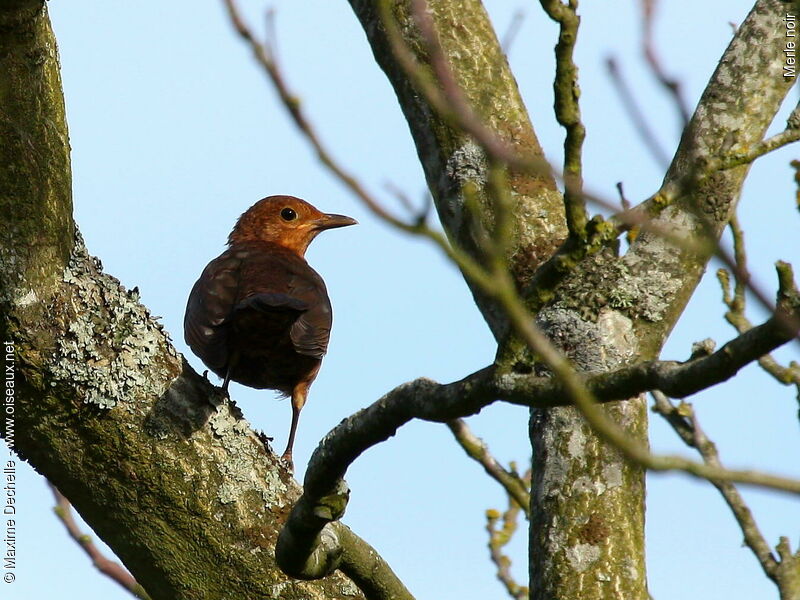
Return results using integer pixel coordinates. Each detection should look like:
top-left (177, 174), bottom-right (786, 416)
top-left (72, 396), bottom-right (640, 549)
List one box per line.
top-left (222, 367), bottom-right (233, 394)
top-left (282, 382), bottom-right (309, 470)
top-left (221, 351), bottom-right (240, 396)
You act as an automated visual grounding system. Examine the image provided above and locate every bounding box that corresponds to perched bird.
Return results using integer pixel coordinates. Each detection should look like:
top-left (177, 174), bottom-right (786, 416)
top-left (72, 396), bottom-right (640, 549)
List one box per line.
top-left (184, 195), bottom-right (356, 466)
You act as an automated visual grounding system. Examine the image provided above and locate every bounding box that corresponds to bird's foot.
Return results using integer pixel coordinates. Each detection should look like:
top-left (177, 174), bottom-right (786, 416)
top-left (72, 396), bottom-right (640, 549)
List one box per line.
top-left (280, 451), bottom-right (294, 473)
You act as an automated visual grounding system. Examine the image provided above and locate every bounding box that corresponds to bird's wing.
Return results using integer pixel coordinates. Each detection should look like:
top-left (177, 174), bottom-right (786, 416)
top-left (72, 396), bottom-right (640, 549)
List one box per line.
top-left (186, 244), bottom-right (332, 368)
top-left (288, 298), bottom-right (332, 360)
top-left (235, 293), bottom-right (308, 314)
top-left (278, 262), bottom-right (332, 361)
top-left (235, 246), bottom-right (332, 360)
top-left (184, 253), bottom-right (243, 373)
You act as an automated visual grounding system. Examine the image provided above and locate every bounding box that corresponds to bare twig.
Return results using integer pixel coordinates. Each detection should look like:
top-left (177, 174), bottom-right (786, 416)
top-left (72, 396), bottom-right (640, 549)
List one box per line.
top-left (605, 56), bottom-right (671, 168)
top-left (49, 483), bottom-right (151, 600)
top-left (381, 0), bottom-right (551, 176)
top-left (540, 0), bottom-right (588, 239)
top-left (500, 10), bottom-right (526, 55)
top-left (614, 181), bottom-right (639, 246)
top-left (486, 480), bottom-right (530, 600)
top-left (717, 216), bottom-right (800, 392)
top-left (222, 0), bottom-right (410, 233)
top-left (707, 119), bottom-right (800, 172)
top-left (640, 0), bottom-right (691, 127)
top-left (792, 159), bottom-right (800, 212)
top-left (651, 392), bottom-right (779, 581)
top-left (447, 419), bottom-right (530, 516)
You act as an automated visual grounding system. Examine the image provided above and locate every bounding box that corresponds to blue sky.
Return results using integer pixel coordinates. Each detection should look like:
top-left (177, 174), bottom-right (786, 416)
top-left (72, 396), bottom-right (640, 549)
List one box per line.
top-left (6, 1), bottom-right (800, 599)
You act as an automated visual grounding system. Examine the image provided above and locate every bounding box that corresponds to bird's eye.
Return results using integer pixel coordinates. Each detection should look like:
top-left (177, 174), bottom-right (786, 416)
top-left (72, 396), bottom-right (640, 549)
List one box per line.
top-left (280, 207), bottom-right (297, 221)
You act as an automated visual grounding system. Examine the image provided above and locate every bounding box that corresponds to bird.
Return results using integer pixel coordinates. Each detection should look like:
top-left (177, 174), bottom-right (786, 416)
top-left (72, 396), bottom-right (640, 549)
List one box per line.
top-left (183, 195), bottom-right (357, 467)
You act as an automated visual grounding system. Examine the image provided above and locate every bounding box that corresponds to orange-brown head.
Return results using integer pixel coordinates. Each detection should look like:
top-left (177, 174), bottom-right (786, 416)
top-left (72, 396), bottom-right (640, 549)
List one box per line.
top-left (228, 195), bottom-right (357, 255)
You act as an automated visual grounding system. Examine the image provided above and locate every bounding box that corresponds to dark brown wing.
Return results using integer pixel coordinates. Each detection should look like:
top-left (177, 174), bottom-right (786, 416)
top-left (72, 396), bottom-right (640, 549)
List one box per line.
top-left (234, 243), bottom-right (332, 360)
top-left (288, 295), bottom-right (331, 359)
top-left (183, 242), bottom-right (331, 378)
top-left (184, 252), bottom-right (243, 375)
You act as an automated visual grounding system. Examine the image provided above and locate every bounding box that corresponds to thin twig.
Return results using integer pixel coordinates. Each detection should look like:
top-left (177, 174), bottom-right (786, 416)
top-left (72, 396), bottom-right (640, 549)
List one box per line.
top-left (49, 483), bottom-right (151, 599)
top-left (717, 216), bottom-right (800, 391)
top-left (792, 159), bottom-right (800, 212)
top-left (447, 419), bottom-right (530, 516)
top-left (486, 479), bottom-right (530, 600)
top-left (707, 121), bottom-right (800, 172)
top-left (651, 392), bottom-right (779, 580)
top-left (222, 0), bottom-right (409, 232)
top-left (382, 0), bottom-right (551, 176)
top-left (501, 10), bottom-right (526, 55)
top-left (605, 56), bottom-right (671, 168)
top-left (640, 0), bottom-right (691, 127)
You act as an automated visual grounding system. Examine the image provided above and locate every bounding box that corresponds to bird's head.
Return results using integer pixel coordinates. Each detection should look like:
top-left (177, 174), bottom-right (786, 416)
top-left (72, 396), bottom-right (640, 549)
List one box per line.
top-left (228, 195), bottom-right (357, 255)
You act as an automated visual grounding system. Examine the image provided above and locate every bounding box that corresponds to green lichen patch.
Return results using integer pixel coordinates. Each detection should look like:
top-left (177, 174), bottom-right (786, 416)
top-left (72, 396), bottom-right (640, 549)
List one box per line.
top-left (49, 231), bottom-right (180, 409)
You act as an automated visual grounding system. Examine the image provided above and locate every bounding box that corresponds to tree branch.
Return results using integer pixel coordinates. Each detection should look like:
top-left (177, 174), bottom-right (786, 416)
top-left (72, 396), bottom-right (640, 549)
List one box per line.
top-left (651, 392), bottom-right (779, 581)
top-left (540, 0), bottom-right (588, 239)
top-left (708, 102), bottom-right (800, 172)
top-left (446, 419), bottom-right (531, 516)
top-left (605, 56), bottom-right (671, 169)
top-left (717, 217), bottom-right (800, 391)
top-left (486, 487), bottom-right (530, 600)
top-left (640, 0), bottom-right (691, 127)
top-left (49, 483), bottom-right (152, 599)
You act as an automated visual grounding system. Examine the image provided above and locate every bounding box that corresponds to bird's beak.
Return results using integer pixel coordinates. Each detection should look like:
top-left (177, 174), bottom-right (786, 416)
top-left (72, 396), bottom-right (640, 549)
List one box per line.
top-left (314, 213), bottom-right (358, 231)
